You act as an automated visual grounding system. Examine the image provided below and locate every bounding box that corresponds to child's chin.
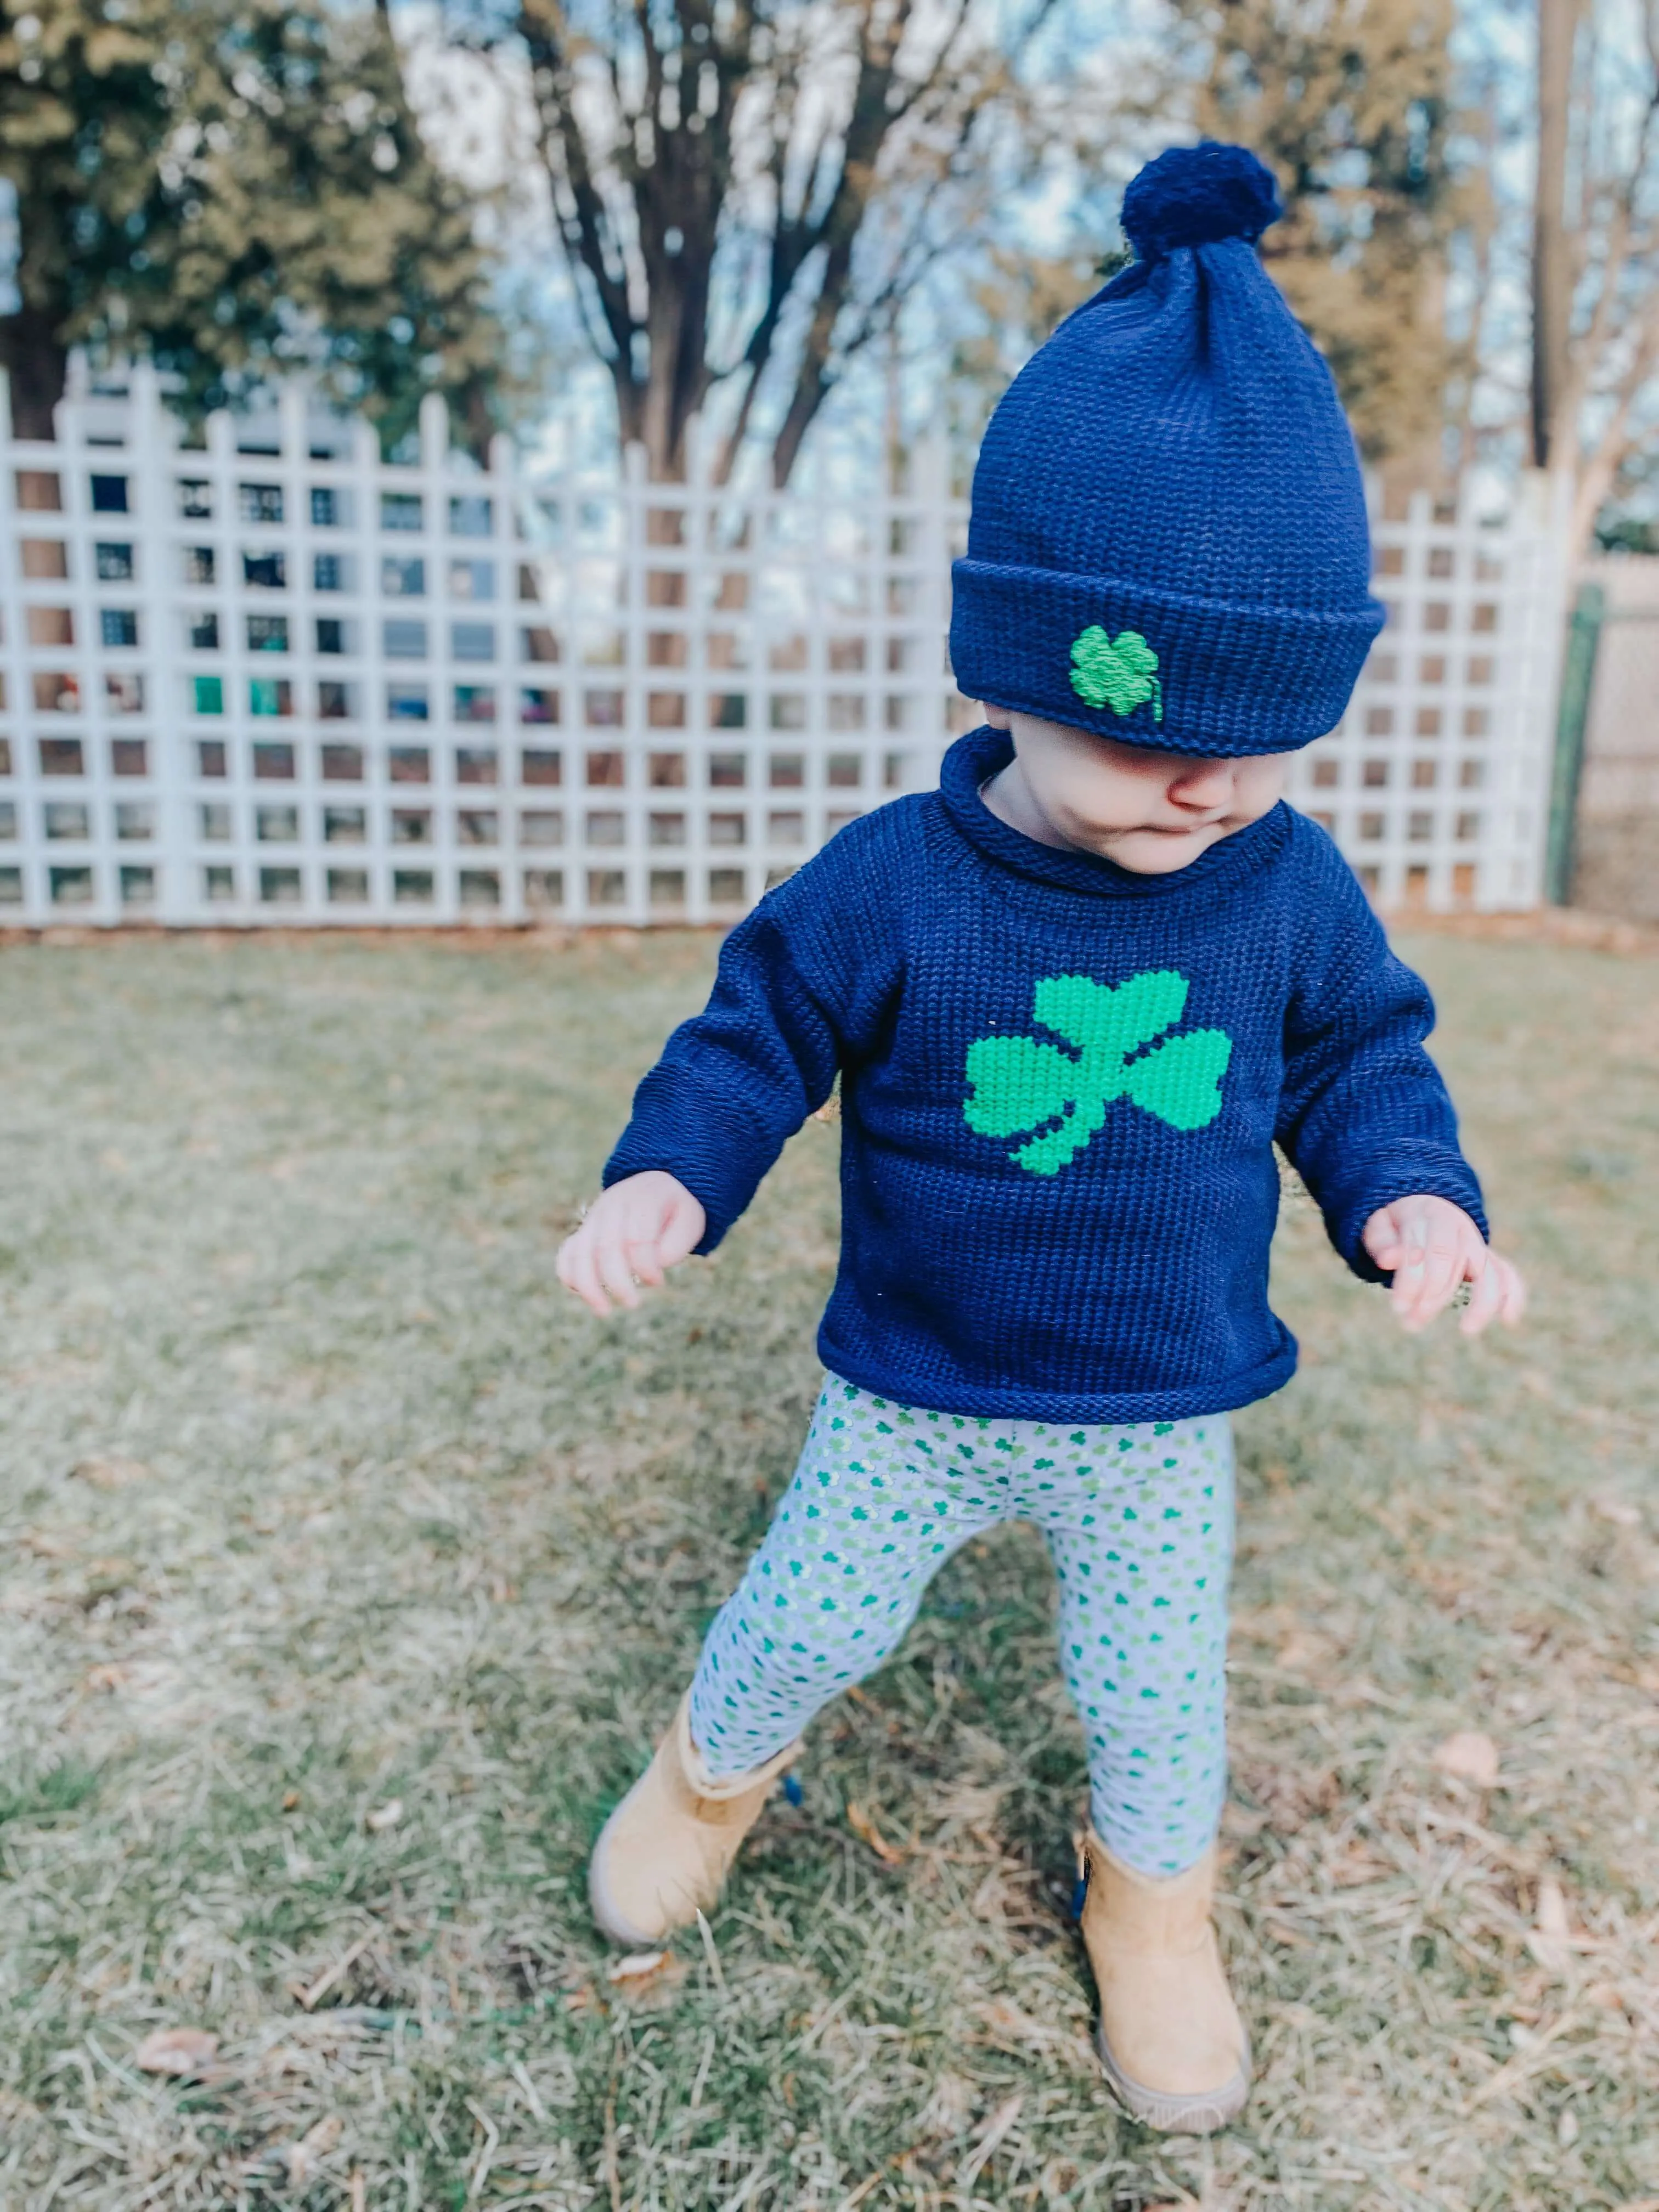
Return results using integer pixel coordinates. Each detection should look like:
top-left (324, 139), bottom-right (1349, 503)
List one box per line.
top-left (1101, 827), bottom-right (1219, 874)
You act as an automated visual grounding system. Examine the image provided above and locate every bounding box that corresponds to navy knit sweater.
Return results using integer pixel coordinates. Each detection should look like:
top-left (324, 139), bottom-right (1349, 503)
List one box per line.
top-left (603, 726), bottom-right (1487, 1422)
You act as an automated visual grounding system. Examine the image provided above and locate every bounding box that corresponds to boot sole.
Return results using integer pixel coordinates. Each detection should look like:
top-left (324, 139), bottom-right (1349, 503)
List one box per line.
top-left (1096, 2025), bottom-right (1251, 2135)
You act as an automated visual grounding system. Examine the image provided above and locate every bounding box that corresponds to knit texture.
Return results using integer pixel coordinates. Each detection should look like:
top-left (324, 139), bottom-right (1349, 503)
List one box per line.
top-left (949, 142), bottom-right (1385, 757)
top-left (602, 725), bottom-right (1487, 1423)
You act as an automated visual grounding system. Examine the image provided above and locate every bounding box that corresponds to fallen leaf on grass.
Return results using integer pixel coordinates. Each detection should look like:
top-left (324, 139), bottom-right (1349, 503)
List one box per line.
top-left (134, 2027), bottom-right (219, 2076)
top-left (605, 1950), bottom-right (670, 1984)
top-left (71, 1457), bottom-right (151, 1490)
top-left (847, 1801), bottom-right (905, 1865)
top-left (365, 1799), bottom-right (403, 1831)
top-left (605, 1953), bottom-right (688, 2004)
top-left (1433, 1730), bottom-right (1500, 1788)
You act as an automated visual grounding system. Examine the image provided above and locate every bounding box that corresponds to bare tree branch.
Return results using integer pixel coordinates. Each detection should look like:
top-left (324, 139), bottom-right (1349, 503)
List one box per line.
top-left (445, 0), bottom-right (1064, 479)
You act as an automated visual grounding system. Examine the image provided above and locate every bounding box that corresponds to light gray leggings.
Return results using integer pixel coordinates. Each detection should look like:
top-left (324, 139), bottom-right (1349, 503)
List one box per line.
top-left (689, 1375), bottom-right (1235, 1876)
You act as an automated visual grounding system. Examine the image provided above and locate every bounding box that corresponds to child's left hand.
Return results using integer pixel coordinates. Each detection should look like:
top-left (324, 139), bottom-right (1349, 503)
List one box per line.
top-left (1362, 1195), bottom-right (1526, 1336)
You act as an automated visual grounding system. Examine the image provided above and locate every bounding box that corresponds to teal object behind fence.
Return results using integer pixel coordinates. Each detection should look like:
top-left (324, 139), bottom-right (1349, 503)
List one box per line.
top-left (1545, 583), bottom-right (1606, 907)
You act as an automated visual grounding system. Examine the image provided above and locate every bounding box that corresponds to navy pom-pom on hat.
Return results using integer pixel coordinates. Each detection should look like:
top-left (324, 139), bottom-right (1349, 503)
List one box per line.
top-left (950, 140), bottom-right (1385, 758)
top-left (1120, 139), bottom-right (1282, 256)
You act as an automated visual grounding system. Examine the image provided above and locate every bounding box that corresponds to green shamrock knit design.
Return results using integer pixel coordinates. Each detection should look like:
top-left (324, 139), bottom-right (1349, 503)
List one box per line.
top-left (1070, 626), bottom-right (1164, 723)
top-left (963, 970), bottom-right (1232, 1176)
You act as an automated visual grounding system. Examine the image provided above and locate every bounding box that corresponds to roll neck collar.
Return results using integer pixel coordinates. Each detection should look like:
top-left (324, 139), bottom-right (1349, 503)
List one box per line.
top-left (937, 724), bottom-right (1293, 899)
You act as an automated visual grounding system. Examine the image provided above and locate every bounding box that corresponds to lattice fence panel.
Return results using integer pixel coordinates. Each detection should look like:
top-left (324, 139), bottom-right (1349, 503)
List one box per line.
top-left (0, 368), bottom-right (1564, 928)
top-left (1286, 481), bottom-right (1567, 912)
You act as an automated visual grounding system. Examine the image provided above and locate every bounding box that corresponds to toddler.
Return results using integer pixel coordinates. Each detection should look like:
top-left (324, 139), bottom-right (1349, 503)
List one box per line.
top-left (557, 142), bottom-right (1524, 2135)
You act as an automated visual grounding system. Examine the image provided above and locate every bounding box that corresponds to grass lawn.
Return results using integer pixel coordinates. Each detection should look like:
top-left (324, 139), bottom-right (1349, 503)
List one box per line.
top-left (1, 925), bottom-right (1657, 2212)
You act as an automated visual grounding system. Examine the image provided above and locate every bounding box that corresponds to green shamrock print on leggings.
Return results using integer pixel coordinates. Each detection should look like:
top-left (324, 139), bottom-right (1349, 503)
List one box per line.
top-left (1070, 625), bottom-right (1163, 723)
top-left (964, 970), bottom-right (1233, 1176)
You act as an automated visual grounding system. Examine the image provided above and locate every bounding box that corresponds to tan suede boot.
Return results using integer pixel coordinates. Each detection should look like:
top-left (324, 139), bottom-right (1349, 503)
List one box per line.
top-left (588, 1695), bottom-right (802, 1946)
top-left (1079, 1832), bottom-right (1250, 2134)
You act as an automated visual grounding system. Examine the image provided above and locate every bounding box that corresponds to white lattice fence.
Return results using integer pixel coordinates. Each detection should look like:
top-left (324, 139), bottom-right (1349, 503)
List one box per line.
top-left (1286, 478), bottom-right (1567, 912)
top-left (0, 365), bottom-right (1564, 929)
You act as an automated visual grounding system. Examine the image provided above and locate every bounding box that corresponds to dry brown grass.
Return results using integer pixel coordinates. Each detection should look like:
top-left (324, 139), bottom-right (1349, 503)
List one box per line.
top-left (1, 927), bottom-right (1656, 2210)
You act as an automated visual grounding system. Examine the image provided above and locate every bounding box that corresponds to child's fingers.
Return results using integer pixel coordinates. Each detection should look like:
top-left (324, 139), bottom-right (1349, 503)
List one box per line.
top-left (1362, 1205), bottom-right (1405, 1271)
top-left (1387, 1211), bottom-right (1431, 1319)
top-left (1494, 1253), bottom-right (1528, 1324)
top-left (620, 1184), bottom-right (697, 1286)
top-left (556, 1177), bottom-right (705, 1318)
top-left (1458, 1245), bottom-right (1504, 1336)
top-left (1394, 1214), bottom-right (1465, 1330)
top-left (1370, 1199), bottom-right (1522, 1339)
top-left (557, 1228), bottom-right (614, 1318)
top-left (656, 1190), bottom-right (707, 1270)
top-left (621, 1199), bottom-right (671, 1287)
top-left (623, 1235), bottom-right (665, 1289)
top-left (594, 1228), bottom-right (645, 1310)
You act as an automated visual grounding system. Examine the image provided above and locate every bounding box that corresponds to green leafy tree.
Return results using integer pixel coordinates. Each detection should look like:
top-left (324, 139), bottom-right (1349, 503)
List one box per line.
top-left (1, 0), bottom-right (506, 445)
top-left (943, 0), bottom-right (1469, 476)
top-left (0, 0), bottom-right (177, 437)
top-left (1185, 0), bottom-right (1473, 468)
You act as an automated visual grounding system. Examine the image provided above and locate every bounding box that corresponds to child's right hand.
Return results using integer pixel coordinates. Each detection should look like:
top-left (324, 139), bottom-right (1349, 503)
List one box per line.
top-left (556, 1170), bottom-right (707, 1317)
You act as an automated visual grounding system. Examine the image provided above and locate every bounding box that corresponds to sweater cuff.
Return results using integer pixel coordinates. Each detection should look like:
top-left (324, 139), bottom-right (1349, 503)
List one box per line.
top-left (601, 1080), bottom-right (781, 1254)
top-left (1317, 1152), bottom-right (1489, 1284)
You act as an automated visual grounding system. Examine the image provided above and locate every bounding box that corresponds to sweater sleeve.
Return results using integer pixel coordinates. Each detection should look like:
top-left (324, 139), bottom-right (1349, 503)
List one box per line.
top-left (600, 812), bottom-right (907, 1251)
top-left (1276, 822), bottom-right (1487, 1282)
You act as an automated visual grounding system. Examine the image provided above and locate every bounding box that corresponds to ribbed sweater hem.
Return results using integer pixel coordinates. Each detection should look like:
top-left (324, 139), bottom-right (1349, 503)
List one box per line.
top-left (814, 1330), bottom-right (1299, 1426)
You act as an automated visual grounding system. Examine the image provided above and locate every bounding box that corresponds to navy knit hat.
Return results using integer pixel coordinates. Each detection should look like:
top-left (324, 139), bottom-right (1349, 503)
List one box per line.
top-left (949, 141), bottom-right (1385, 757)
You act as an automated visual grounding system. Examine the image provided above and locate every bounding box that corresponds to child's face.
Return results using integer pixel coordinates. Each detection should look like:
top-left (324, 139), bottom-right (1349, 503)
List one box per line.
top-left (982, 706), bottom-right (1293, 874)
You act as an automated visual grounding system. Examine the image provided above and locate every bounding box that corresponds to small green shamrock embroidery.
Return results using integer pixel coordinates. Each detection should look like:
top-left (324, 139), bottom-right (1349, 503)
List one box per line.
top-left (1070, 626), bottom-right (1163, 723)
top-left (963, 970), bottom-right (1232, 1176)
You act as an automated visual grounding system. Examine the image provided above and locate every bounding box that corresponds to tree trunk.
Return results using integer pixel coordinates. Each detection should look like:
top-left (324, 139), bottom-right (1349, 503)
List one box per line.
top-left (1531, 0), bottom-right (1578, 470)
top-left (0, 301), bottom-right (70, 441)
top-left (634, 244), bottom-right (715, 484)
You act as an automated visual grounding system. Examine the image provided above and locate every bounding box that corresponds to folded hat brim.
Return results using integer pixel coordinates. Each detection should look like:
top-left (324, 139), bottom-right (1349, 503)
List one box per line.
top-left (949, 558), bottom-right (1385, 757)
